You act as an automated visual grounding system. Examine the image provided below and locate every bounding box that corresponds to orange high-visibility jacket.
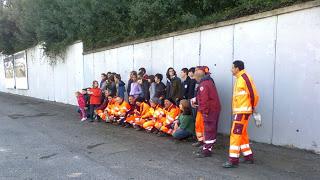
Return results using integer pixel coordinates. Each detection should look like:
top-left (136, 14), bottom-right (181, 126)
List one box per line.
top-left (153, 106), bottom-right (165, 119)
top-left (141, 107), bottom-right (155, 120)
top-left (105, 99), bottom-right (115, 116)
top-left (232, 70), bottom-right (259, 114)
top-left (164, 104), bottom-right (180, 124)
top-left (113, 101), bottom-right (131, 117)
top-left (139, 102), bottom-right (151, 119)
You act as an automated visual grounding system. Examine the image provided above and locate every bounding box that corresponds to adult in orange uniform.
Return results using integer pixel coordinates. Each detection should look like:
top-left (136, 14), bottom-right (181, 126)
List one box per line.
top-left (142, 97), bottom-right (165, 132)
top-left (110, 96), bottom-right (131, 125)
top-left (102, 96), bottom-right (115, 122)
top-left (95, 90), bottom-right (111, 121)
top-left (124, 95), bottom-right (137, 128)
top-left (158, 98), bottom-right (180, 136)
top-left (223, 60), bottom-right (259, 168)
top-left (125, 97), bottom-right (149, 127)
top-left (132, 97), bottom-right (152, 130)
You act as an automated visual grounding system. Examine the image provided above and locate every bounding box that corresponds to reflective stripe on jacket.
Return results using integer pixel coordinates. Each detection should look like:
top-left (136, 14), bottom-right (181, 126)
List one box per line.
top-left (232, 70), bottom-right (259, 114)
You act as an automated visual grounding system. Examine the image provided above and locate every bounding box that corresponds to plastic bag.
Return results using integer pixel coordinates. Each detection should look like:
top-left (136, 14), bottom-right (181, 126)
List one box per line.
top-left (253, 112), bottom-right (262, 127)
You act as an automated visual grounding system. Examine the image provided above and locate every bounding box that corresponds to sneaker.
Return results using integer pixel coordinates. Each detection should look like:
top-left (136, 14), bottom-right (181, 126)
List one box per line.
top-left (222, 161), bottom-right (238, 168)
top-left (124, 123), bottom-right (131, 128)
top-left (81, 118), bottom-right (87, 122)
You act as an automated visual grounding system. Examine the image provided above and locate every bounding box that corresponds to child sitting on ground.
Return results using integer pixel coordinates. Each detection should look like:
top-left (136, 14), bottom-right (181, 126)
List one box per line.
top-left (172, 99), bottom-right (195, 140)
top-left (75, 91), bottom-right (87, 121)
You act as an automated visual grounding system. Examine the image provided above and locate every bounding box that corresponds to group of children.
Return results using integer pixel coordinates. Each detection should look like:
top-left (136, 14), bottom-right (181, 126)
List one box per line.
top-left (75, 67), bottom-right (197, 140)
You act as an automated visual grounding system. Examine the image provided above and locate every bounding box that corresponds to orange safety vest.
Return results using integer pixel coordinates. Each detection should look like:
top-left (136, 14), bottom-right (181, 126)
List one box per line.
top-left (232, 70), bottom-right (259, 114)
top-left (113, 101), bottom-right (131, 117)
top-left (139, 102), bottom-right (151, 119)
top-left (105, 100), bottom-right (115, 116)
top-left (153, 106), bottom-right (165, 119)
top-left (164, 104), bottom-right (180, 124)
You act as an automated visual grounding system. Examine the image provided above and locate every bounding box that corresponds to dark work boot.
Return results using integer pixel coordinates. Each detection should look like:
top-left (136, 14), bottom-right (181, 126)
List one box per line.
top-left (194, 151), bottom-right (211, 158)
top-left (240, 158), bottom-right (254, 164)
top-left (222, 161), bottom-right (239, 168)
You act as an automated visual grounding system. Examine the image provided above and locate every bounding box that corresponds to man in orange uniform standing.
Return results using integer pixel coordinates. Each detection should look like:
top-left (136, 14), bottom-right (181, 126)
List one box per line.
top-left (159, 98), bottom-right (180, 136)
top-left (223, 60), bottom-right (259, 168)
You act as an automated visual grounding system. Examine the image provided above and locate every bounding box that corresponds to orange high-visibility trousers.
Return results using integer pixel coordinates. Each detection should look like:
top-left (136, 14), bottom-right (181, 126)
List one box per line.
top-left (134, 118), bottom-right (147, 127)
top-left (126, 116), bottom-right (138, 124)
top-left (195, 112), bottom-right (204, 142)
top-left (154, 117), bottom-right (165, 130)
top-left (229, 114), bottom-right (253, 164)
top-left (96, 110), bottom-right (106, 121)
top-left (143, 120), bottom-right (155, 131)
top-left (160, 125), bottom-right (173, 135)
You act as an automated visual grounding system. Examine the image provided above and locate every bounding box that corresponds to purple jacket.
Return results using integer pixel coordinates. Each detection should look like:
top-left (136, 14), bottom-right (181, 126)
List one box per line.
top-left (129, 82), bottom-right (142, 98)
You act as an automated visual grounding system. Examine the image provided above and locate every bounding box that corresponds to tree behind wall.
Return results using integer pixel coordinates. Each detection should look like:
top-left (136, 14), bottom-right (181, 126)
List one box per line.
top-left (0, 0), bottom-right (311, 57)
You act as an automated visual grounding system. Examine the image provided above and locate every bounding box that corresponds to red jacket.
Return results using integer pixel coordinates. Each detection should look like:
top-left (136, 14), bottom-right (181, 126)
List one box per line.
top-left (196, 75), bottom-right (221, 114)
top-left (77, 94), bottom-right (86, 108)
top-left (89, 87), bottom-right (102, 105)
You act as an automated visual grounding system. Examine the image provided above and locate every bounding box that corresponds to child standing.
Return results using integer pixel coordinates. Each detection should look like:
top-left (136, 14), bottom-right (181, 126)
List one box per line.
top-left (75, 91), bottom-right (87, 121)
top-left (88, 80), bottom-right (102, 122)
top-left (148, 75), bottom-right (156, 100)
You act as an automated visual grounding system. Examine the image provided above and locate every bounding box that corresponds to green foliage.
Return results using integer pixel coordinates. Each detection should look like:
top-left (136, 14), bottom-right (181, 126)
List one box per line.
top-left (0, 0), bottom-right (311, 56)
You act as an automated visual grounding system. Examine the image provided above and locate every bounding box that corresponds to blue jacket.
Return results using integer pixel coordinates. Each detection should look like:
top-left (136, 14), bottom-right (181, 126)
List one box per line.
top-left (117, 80), bottom-right (126, 99)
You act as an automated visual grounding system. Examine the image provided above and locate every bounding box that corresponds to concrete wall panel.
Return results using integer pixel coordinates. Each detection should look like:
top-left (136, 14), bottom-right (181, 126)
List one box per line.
top-left (151, 37), bottom-right (174, 82)
top-left (173, 32), bottom-right (200, 71)
top-left (200, 26), bottom-right (234, 134)
top-left (234, 17), bottom-right (277, 143)
top-left (273, 7), bottom-right (320, 152)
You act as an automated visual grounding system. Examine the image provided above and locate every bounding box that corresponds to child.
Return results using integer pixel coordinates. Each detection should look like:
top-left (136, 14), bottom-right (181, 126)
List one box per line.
top-left (88, 80), bottom-right (102, 122)
top-left (148, 75), bottom-right (156, 100)
top-left (138, 72), bottom-right (150, 101)
top-left (129, 73), bottom-right (143, 98)
top-left (172, 99), bottom-right (195, 140)
top-left (75, 91), bottom-right (87, 121)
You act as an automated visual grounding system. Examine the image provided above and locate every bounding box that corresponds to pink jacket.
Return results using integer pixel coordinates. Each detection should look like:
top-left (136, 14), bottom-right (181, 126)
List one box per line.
top-left (77, 94), bottom-right (86, 108)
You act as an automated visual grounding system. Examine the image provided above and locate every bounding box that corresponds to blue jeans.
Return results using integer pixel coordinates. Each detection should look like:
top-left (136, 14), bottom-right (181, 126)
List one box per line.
top-left (173, 129), bottom-right (193, 140)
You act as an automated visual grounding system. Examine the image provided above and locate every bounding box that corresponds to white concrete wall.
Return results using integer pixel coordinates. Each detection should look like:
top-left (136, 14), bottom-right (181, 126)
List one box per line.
top-left (0, 6), bottom-right (319, 153)
top-left (0, 42), bottom-right (83, 105)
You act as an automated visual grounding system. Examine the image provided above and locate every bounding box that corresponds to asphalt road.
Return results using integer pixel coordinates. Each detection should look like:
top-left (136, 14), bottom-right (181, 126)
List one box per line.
top-left (0, 92), bottom-right (319, 180)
